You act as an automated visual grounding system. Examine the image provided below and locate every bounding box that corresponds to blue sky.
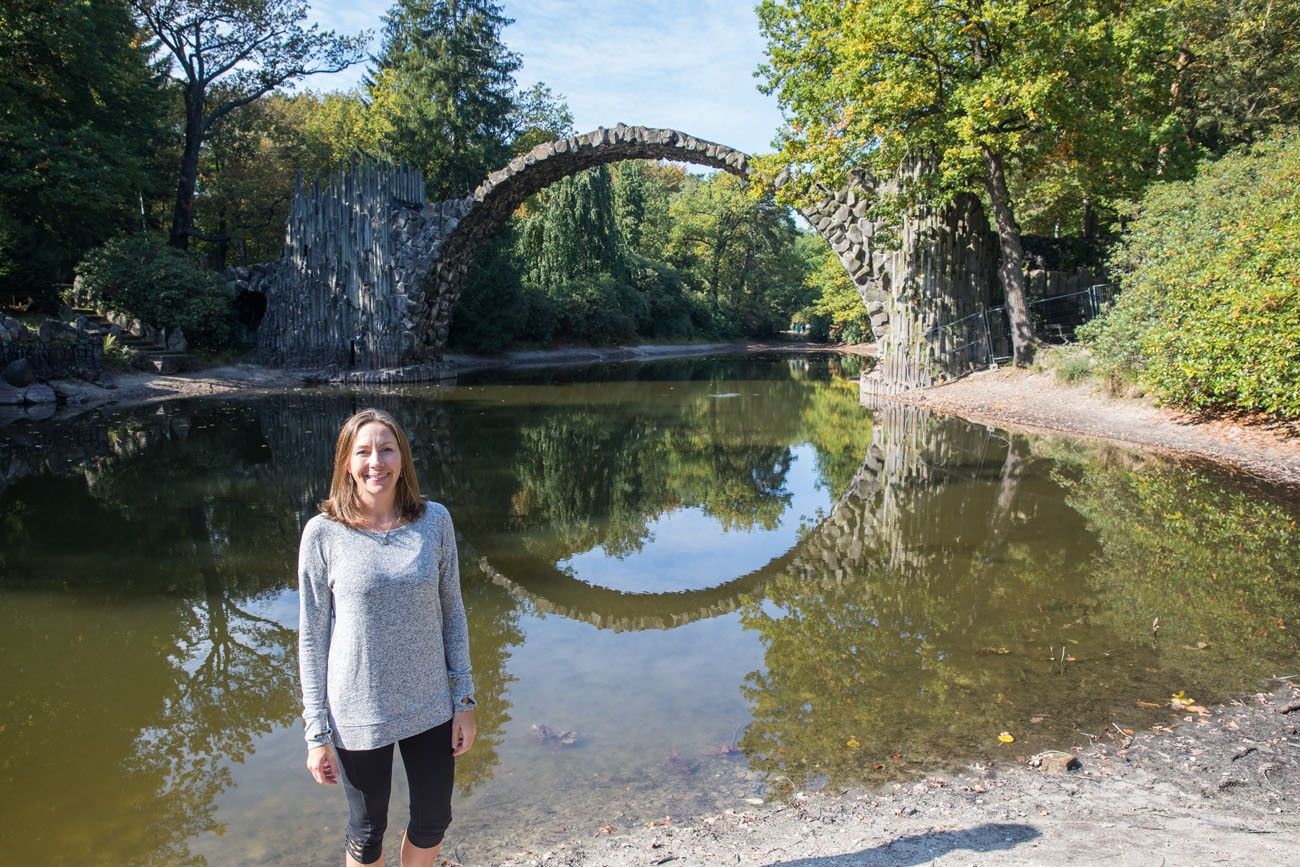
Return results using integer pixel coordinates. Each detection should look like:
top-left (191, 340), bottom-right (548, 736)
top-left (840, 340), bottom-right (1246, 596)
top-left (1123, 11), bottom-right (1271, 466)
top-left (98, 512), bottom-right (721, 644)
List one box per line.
top-left (304, 0), bottom-right (787, 156)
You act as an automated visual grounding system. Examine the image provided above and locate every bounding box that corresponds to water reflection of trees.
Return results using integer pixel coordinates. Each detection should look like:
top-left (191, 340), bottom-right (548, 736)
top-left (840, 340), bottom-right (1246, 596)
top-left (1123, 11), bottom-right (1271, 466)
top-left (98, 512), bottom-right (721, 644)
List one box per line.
top-left (0, 397), bottom-right (520, 864)
top-left (457, 365), bottom-right (874, 567)
top-left (738, 403), bottom-right (1300, 793)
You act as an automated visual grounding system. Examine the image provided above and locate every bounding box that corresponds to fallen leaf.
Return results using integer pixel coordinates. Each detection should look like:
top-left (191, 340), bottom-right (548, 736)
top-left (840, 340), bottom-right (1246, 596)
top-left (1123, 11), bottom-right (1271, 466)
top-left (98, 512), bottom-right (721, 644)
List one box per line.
top-left (1171, 691), bottom-right (1196, 707)
top-left (1135, 700), bottom-right (1164, 709)
top-left (645, 816), bottom-right (672, 828)
top-left (846, 737), bottom-right (860, 749)
top-left (597, 825), bottom-right (617, 835)
top-left (998, 731), bottom-right (1016, 744)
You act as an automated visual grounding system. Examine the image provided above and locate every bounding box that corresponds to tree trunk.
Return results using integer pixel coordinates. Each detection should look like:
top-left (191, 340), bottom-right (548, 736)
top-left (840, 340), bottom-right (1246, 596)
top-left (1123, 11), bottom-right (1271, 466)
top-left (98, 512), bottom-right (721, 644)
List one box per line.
top-left (983, 148), bottom-right (1036, 364)
top-left (169, 90), bottom-right (205, 250)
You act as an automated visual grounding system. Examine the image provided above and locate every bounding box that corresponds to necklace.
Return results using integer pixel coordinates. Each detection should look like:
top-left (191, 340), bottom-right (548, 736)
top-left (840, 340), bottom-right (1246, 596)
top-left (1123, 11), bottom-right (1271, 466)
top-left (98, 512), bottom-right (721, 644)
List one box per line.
top-left (360, 514), bottom-right (402, 545)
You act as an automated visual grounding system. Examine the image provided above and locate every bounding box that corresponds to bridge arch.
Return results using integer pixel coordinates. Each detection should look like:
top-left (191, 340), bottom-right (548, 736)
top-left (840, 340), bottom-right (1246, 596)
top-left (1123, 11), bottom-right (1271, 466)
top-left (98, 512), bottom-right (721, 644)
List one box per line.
top-left (409, 125), bottom-right (888, 355)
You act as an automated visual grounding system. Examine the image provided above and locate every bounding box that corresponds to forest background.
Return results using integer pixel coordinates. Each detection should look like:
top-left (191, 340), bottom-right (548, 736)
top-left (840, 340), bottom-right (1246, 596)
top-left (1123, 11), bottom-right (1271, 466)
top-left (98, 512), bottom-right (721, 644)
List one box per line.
top-left (1, 0), bottom-right (1297, 414)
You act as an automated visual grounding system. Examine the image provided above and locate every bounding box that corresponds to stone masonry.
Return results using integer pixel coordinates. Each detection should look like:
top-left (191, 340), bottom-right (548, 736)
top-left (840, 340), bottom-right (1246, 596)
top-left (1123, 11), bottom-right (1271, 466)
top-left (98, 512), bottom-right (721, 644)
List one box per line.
top-left (257, 125), bottom-right (996, 387)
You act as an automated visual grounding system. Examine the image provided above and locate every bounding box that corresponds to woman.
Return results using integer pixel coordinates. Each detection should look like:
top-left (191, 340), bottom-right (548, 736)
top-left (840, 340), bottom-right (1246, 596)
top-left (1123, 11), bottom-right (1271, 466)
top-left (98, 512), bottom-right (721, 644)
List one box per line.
top-left (298, 408), bottom-right (476, 867)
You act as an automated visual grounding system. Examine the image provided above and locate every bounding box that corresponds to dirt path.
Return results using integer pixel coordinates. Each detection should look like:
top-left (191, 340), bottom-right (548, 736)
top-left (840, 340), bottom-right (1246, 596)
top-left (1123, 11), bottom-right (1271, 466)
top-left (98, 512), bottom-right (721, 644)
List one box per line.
top-left (885, 366), bottom-right (1300, 489)
top-left (493, 684), bottom-right (1299, 867)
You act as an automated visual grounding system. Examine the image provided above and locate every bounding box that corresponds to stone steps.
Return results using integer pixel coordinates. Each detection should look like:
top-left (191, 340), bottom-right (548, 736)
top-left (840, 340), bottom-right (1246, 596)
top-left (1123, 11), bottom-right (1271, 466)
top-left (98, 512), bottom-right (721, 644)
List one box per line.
top-left (66, 307), bottom-right (196, 373)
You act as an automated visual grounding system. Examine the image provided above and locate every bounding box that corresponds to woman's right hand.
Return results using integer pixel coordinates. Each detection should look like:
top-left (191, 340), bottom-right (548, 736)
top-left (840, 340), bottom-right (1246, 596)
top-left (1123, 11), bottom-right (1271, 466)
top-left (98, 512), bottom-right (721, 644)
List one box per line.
top-left (307, 743), bottom-right (339, 785)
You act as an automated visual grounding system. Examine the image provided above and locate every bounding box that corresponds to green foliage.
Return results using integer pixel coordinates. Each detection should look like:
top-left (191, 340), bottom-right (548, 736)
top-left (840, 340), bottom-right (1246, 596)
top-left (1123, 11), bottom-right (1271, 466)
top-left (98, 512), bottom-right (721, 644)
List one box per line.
top-left (1041, 345), bottom-right (1094, 384)
top-left (508, 81), bottom-right (574, 154)
top-left (1168, 0), bottom-right (1300, 157)
top-left (371, 0), bottom-right (520, 198)
top-left (1081, 131), bottom-right (1300, 417)
top-left (134, 0), bottom-right (368, 249)
top-left (796, 233), bottom-right (872, 344)
top-left (75, 235), bottom-right (235, 352)
top-left (100, 334), bottom-right (136, 371)
top-left (0, 0), bottom-right (166, 305)
top-left (666, 173), bottom-right (810, 336)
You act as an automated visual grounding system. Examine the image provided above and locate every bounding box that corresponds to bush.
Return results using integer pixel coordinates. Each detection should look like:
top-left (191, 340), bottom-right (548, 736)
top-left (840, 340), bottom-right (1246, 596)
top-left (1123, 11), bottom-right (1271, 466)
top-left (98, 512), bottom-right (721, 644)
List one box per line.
top-left (1042, 345), bottom-right (1093, 384)
top-left (1081, 130), bottom-right (1300, 417)
top-left (74, 234), bottom-right (235, 352)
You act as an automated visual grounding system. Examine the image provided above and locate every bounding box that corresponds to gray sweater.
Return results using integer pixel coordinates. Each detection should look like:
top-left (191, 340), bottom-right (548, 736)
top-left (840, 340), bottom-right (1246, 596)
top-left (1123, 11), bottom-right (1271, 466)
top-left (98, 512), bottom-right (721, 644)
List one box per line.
top-left (297, 501), bottom-right (476, 751)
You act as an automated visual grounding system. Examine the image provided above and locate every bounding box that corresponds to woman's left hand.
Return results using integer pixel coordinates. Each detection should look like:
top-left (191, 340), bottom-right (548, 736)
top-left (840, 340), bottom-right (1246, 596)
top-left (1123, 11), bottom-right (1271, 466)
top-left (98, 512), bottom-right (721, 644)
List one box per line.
top-left (451, 709), bottom-right (476, 757)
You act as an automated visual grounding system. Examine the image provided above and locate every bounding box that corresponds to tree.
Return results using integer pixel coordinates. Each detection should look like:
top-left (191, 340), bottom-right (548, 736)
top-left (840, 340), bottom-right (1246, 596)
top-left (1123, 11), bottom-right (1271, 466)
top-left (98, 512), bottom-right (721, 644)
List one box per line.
top-left (756, 0), bottom-right (1152, 364)
top-left (1163, 0), bottom-right (1300, 159)
top-left (371, 0), bottom-right (521, 198)
top-left (508, 81), bottom-right (574, 153)
top-left (131, 0), bottom-right (367, 250)
top-left (0, 0), bottom-right (165, 305)
top-left (667, 172), bottom-right (808, 334)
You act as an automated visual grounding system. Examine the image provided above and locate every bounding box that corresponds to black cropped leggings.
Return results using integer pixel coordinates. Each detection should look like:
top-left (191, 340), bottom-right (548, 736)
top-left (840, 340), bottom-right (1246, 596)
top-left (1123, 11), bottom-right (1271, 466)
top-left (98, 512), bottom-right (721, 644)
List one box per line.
top-left (334, 720), bottom-right (455, 865)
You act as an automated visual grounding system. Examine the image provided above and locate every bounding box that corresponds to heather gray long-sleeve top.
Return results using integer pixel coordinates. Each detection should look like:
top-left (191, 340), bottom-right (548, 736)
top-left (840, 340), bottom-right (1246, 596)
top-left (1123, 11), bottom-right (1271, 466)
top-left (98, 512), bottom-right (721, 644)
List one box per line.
top-left (297, 501), bottom-right (476, 751)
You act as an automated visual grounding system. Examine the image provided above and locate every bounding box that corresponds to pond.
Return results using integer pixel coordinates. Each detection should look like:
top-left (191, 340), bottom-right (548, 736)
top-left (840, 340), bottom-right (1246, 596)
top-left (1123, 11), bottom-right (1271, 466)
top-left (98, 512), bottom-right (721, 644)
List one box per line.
top-left (2, 354), bottom-right (1298, 866)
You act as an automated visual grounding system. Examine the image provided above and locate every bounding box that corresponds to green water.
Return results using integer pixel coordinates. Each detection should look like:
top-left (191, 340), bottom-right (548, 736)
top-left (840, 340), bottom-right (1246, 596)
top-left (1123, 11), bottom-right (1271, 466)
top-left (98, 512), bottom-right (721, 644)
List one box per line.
top-left (1, 354), bottom-right (1297, 866)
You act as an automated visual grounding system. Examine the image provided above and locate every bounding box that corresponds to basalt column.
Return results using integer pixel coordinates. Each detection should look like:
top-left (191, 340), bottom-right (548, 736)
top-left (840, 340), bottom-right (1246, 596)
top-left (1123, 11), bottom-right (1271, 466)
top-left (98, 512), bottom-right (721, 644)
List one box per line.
top-left (863, 193), bottom-right (999, 393)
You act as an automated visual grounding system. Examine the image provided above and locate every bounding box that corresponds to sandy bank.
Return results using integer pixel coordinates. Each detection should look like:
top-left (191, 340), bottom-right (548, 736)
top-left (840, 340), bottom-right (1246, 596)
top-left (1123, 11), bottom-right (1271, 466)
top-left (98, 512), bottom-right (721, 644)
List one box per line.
top-left (492, 683), bottom-right (1298, 867)
top-left (880, 366), bottom-right (1300, 489)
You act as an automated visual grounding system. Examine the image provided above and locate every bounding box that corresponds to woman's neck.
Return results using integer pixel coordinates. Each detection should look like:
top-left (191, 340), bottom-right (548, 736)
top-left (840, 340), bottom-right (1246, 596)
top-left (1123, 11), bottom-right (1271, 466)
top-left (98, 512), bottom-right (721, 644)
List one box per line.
top-left (357, 493), bottom-right (399, 526)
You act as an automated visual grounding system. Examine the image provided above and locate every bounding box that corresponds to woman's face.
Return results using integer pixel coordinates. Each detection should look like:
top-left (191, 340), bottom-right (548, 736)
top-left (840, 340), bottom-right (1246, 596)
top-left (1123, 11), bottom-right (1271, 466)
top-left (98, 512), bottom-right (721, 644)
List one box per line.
top-left (349, 421), bottom-right (402, 503)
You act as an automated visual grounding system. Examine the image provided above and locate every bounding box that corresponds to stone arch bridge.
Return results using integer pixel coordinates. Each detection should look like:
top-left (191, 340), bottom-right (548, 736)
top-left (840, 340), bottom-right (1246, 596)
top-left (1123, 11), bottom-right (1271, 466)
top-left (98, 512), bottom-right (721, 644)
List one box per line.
top-left (257, 125), bottom-right (997, 387)
top-left (256, 124), bottom-right (993, 387)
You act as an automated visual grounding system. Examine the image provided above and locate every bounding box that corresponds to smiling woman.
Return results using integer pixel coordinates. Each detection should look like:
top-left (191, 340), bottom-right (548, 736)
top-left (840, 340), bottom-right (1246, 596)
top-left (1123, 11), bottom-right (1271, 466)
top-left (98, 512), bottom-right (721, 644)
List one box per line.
top-left (299, 407), bottom-right (477, 866)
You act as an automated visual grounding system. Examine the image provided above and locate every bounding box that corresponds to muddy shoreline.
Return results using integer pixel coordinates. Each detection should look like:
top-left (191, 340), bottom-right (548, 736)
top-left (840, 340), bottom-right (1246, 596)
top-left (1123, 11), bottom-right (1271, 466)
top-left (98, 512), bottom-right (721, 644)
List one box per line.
top-left (493, 682), bottom-right (1298, 867)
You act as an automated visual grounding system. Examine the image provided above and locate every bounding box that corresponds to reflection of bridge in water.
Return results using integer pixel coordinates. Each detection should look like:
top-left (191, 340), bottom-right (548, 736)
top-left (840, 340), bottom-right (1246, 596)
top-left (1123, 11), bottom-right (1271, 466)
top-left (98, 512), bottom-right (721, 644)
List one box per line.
top-left (472, 400), bottom-right (1024, 631)
top-left (1, 392), bottom-right (1035, 634)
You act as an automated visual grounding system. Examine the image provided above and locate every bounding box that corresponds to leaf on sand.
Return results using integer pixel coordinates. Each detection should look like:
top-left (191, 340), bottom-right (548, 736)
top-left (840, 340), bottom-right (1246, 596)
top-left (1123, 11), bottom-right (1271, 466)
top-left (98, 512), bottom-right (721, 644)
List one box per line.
top-left (1135, 700), bottom-right (1164, 708)
top-left (1170, 691), bottom-right (1196, 708)
top-left (998, 731), bottom-right (1016, 744)
top-left (846, 736), bottom-right (860, 749)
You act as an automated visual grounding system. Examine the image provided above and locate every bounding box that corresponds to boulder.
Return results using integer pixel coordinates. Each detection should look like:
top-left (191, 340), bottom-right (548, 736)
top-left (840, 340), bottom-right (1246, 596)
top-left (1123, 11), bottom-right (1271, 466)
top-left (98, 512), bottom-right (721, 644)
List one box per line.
top-left (2, 358), bottom-right (35, 388)
top-left (22, 383), bottom-right (57, 405)
top-left (166, 327), bottom-right (188, 353)
top-left (0, 383), bottom-right (24, 405)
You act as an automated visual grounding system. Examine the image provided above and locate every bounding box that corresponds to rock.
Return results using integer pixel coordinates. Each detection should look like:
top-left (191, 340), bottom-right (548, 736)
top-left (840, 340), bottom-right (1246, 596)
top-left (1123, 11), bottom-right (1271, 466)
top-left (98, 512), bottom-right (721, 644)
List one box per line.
top-left (0, 383), bottom-right (24, 405)
top-left (22, 401), bottom-right (55, 421)
top-left (166, 327), bottom-right (188, 353)
top-left (38, 318), bottom-right (66, 342)
top-left (3, 358), bottom-right (35, 388)
top-left (21, 383), bottom-right (57, 405)
top-left (1031, 750), bottom-right (1082, 774)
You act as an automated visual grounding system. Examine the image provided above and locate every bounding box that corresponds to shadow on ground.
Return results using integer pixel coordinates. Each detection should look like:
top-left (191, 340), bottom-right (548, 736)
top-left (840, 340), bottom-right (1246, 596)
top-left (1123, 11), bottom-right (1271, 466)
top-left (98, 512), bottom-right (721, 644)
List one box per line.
top-left (768, 823), bottom-right (1041, 866)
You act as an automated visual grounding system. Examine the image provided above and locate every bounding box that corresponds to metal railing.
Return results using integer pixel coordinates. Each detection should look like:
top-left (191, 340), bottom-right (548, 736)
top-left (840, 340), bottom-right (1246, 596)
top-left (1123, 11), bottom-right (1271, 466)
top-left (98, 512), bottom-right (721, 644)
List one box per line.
top-left (923, 283), bottom-right (1116, 373)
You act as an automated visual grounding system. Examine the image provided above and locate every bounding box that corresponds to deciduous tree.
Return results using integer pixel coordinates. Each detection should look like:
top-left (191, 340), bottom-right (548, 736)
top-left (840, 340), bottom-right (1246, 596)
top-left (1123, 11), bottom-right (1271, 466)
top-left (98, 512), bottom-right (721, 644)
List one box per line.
top-left (0, 0), bottom-right (165, 304)
top-left (756, 0), bottom-right (1149, 363)
top-left (131, 0), bottom-right (367, 250)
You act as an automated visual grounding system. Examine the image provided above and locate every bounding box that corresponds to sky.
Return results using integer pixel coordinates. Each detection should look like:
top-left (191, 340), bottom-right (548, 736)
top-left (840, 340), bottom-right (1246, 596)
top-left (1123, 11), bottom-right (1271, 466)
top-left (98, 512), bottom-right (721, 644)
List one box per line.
top-left (304, 0), bottom-right (788, 157)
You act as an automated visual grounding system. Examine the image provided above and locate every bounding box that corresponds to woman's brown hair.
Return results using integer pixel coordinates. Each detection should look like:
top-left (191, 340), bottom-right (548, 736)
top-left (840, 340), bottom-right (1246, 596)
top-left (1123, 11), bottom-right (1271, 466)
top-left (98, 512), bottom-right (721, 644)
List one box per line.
top-left (319, 408), bottom-right (426, 528)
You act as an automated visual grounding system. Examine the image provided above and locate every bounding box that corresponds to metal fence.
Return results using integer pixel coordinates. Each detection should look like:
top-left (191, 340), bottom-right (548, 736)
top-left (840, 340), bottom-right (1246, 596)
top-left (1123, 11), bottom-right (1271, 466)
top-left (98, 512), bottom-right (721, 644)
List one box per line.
top-left (923, 283), bottom-right (1116, 375)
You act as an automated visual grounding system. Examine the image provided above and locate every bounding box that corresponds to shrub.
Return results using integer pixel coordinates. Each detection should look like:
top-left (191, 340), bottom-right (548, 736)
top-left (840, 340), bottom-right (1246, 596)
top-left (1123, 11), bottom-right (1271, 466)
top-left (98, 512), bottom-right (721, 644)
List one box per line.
top-left (1081, 130), bottom-right (1300, 417)
top-left (74, 234), bottom-right (235, 352)
top-left (1042, 345), bottom-right (1093, 384)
